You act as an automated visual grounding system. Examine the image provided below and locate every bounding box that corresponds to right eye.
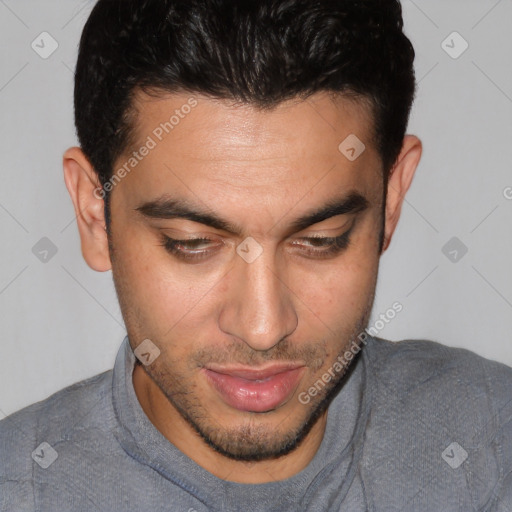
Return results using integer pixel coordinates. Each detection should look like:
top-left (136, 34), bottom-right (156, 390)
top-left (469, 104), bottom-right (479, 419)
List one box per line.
top-left (159, 235), bottom-right (220, 262)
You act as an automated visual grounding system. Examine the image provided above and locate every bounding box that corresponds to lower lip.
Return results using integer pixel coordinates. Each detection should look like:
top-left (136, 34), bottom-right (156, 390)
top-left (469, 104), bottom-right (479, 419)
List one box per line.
top-left (204, 368), bottom-right (305, 413)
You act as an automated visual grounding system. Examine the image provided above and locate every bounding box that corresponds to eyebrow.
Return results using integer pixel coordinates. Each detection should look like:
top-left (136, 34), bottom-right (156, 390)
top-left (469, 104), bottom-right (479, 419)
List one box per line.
top-left (135, 191), bottom-right (369, 236)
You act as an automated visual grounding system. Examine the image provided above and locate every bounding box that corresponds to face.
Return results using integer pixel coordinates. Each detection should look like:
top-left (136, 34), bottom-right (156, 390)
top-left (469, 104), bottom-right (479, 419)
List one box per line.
top-left (100, 91), bottom-right (385, 461)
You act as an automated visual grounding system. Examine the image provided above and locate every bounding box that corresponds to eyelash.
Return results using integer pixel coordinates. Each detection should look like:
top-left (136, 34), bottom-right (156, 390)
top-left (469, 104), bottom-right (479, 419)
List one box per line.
top-left (159, 231), bottom-right (352, 262)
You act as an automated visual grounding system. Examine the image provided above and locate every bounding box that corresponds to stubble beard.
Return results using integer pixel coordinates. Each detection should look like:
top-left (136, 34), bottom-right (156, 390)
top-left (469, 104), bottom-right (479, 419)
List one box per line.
top-left (138, 300), bottom-right (374, 462)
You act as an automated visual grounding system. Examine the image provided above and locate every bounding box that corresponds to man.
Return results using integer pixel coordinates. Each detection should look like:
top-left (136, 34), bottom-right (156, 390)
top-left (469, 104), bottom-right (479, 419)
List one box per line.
top-left (1, 0), bottom-right (511, 510)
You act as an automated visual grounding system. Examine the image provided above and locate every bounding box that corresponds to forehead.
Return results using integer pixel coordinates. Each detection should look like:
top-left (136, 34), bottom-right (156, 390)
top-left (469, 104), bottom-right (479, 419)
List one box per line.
top-left (127, 88), bottom-right (377, 160)
top-left (115, 89), bottom-right (382, 210)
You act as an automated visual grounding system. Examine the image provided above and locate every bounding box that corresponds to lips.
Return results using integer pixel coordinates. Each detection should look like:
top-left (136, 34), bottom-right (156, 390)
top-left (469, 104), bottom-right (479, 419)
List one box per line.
top-left (203, 363), bottom-right (305, 413)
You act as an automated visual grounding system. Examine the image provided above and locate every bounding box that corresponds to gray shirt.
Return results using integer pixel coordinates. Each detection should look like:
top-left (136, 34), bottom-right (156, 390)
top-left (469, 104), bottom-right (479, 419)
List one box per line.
top-left (1, 334), bottom-right (512, 511)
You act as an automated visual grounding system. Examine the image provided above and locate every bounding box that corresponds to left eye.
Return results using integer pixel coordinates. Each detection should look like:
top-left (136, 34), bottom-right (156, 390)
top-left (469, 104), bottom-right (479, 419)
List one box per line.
top-left (291, 233), bottom-right (351, 258)
top-left (299, 236), bottom-right (338, 247)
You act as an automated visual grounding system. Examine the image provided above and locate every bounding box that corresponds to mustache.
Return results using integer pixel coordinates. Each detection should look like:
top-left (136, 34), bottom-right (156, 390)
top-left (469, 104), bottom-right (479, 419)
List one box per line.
top-left (189, 338), bottom-right (327, 370)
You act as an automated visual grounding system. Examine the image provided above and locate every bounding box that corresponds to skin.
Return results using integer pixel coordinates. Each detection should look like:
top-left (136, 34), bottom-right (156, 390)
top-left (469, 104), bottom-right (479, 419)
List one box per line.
top-left (63, 90), bottom-right (422, 484)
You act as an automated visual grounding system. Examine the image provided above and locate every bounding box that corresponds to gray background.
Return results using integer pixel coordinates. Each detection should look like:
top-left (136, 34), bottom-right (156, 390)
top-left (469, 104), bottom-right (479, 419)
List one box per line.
top-left (1, 0), bottom-right (511, 417)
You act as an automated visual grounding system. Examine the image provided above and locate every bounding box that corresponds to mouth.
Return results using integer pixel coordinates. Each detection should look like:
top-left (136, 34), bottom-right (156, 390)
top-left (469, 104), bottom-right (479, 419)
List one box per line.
top-left (203, 363), bottom-right (306, 413)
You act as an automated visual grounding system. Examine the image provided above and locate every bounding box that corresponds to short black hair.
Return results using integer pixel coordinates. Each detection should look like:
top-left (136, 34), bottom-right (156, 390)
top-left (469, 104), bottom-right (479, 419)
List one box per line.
top-left (74, 0), bottom-right (416, 233)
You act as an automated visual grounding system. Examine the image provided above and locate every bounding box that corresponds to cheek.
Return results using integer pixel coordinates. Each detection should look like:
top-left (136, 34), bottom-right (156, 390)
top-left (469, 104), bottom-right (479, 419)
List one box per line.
top-left (297, 260), bottom-right (376, 328)
top-left (294, 233), bottom-right (379, 323)
top-left (113, 229), bottom-right (224, 339)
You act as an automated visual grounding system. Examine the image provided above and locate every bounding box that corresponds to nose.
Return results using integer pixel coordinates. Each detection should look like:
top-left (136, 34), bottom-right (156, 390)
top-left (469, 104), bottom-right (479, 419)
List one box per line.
top-left (219, 245), bottom-right (298, 352)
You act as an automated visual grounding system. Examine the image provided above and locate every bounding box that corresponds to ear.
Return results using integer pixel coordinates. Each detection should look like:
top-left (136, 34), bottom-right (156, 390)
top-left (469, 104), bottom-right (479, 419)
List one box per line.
top-left (381, 135), bottom-right (422, 253)
top-left (63, 147), bottom-right (112, 272)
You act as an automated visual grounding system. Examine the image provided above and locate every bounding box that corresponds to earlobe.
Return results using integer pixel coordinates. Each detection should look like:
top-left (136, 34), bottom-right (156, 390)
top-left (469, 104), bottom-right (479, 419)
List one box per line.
top-left (63, 147), bottom-right (112, 272)
top-left (381, 135), bottom-right (423, 253)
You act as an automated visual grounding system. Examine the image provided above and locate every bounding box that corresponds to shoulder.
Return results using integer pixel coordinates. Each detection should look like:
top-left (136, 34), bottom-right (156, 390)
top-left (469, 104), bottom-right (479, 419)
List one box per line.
top-left (0, 370), bottom-right (114, 510)
top-left (365, 335), bottom-right (512, 404)
top-left (363, 335), bottom-right (512, 507)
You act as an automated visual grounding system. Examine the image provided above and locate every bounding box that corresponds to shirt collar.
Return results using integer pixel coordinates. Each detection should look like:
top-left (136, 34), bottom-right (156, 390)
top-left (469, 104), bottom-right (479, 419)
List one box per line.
top-left (111, 334), bottom-right (372, 508)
